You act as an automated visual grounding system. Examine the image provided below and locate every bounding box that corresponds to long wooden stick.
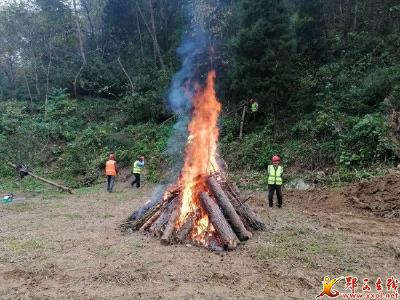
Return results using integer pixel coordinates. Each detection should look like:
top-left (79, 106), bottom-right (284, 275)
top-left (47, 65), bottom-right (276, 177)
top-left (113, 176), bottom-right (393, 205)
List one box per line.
top-left (7, 162), bottom-right (73, 194)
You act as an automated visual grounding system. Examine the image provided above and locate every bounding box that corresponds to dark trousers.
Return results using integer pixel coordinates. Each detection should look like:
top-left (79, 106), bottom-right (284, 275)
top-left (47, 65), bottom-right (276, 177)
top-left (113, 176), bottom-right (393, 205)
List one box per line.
top-left (268, 184), bottom-right (282, 208)
top-left (131, 173), bottom-right (141, 188)
top-left (107, 175), bottom-right (115, 192)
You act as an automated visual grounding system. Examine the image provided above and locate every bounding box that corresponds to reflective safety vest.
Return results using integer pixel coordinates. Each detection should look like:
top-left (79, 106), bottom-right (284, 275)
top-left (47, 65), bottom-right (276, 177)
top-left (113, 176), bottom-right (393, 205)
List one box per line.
top-left (133, 160), bottom-right (143, 174)
top-left (251, 102), bottom-right (259, 113)
top-left (105, 160), bottom-right (117, 176)
top-left (268, 165), bottom-right (283, 185)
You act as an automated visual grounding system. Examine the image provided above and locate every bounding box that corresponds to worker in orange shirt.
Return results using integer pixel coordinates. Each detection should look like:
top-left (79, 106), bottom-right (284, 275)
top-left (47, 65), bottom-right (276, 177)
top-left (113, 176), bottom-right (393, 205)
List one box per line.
top-left (105, 153), bottom-right (118, 192)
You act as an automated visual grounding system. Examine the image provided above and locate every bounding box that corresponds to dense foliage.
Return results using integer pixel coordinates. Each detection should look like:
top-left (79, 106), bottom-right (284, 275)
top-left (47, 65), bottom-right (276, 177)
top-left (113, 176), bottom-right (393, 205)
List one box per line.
top-left (1, 0), bottom-right (399, 187)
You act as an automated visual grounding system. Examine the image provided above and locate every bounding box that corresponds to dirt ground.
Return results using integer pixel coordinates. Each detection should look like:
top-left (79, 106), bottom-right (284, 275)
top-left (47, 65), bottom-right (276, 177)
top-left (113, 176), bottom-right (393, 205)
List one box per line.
top-left (1, 175), bottom-right (399, 299)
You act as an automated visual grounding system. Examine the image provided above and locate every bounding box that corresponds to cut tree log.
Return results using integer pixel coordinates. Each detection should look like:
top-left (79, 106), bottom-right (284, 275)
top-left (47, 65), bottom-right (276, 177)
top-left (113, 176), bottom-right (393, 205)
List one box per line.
top-left (122, 185), bottom-right (180, 231)
top-left (149, 197), bottom-right (177, 237)
top-left (200, 192), bottom-right (239, 250)
top-left (127, 185), bottom-right (180, 222)
top-left (7, 162), bottom-right (73, 194)
top-left (122, 193), bottom-right (175, 231)
top-left (226, 191), bottom-right (266, 231)
top-left (139, 210), bottom-right (161, 232)
top-left (161, 200), bottom-right (180, 245)
top-left (207, 176), bottom-right (252, 241)
top-left (175, 213), bottom-right (194, 243)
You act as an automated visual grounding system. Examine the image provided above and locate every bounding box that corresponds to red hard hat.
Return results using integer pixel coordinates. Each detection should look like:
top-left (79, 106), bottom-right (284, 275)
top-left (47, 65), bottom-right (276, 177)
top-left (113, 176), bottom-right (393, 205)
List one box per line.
top-left (272, 155), bottom-right (281, 162)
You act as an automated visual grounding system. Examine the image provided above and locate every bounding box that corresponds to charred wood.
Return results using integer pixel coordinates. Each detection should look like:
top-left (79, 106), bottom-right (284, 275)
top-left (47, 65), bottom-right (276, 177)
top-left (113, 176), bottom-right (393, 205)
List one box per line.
top-left (161, 200), bottom-right (180, 245)
top-left (139, 210), bottom-right (161, 232)
top-left (149, 197), bottom-right (177, 237)
top-left (175, 214), bottom-right (194, 243)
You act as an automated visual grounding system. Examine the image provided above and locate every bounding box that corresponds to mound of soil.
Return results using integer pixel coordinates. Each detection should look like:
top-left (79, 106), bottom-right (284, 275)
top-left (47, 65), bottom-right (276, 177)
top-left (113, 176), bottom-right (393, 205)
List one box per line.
top-left (347, 171), bottom-right (400, 218)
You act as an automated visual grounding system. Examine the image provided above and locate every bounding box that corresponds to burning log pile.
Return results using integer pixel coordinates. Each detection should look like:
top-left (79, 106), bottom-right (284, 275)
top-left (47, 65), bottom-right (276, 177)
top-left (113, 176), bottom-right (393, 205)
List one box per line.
top-left (121, 173), bottom-right (266, 251)
top-left (121, 71), bottom-right (265, 251)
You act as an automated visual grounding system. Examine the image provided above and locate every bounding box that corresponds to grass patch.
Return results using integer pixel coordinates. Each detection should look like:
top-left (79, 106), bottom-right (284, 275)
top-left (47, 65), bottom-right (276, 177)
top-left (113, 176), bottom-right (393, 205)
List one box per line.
top-left (1, 202), bottom-right (36, 212)
top-left (0, 177), bottom-right (53, 193)
top-left (75, 184), bottom-right (104, 196)
top-left (63, 213), bottom-right (83, 219)
top-left (249, 211), bottom-right (346, 270)
top-left (250, 231), bottom-right (344, 269)
top-left (0, 238), bottom-right (51, 255)
top-left (100, 213), bottom-right (115, 218)
top-left (130, 240), bottom-right (146, 249)
top-left (93, 245), bottom-right (114, 258)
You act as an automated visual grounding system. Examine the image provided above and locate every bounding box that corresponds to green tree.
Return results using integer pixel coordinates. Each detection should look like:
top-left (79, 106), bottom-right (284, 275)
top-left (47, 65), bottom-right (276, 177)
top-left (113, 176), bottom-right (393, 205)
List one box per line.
top-left (230, 0), bottom-right (296, 124)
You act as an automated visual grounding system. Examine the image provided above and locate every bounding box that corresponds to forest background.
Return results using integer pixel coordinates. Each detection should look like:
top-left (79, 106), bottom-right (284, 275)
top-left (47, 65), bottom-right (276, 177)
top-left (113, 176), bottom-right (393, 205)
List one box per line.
top-left (1, 0), bottom-right (399, 190)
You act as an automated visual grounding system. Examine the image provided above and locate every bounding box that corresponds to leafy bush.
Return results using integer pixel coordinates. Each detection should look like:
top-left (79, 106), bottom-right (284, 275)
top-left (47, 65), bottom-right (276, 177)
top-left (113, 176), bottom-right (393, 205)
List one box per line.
top-left (339, 114), bottom-right (396, 166)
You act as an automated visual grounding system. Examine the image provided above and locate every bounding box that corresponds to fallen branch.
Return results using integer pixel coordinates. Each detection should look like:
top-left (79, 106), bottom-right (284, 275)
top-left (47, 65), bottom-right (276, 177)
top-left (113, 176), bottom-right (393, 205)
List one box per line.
top-left (7, 162), bottom-right (73, 194)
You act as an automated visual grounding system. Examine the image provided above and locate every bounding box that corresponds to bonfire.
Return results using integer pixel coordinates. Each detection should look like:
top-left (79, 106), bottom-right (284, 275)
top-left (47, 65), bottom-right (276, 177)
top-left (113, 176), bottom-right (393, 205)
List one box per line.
top-left (121, 71), bottom-right (265, 251)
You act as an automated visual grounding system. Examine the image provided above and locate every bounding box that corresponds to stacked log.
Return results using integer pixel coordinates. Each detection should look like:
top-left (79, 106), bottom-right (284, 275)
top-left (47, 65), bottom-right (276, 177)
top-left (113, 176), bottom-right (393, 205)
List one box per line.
top-left (122, 174), bottom-right (265, 251)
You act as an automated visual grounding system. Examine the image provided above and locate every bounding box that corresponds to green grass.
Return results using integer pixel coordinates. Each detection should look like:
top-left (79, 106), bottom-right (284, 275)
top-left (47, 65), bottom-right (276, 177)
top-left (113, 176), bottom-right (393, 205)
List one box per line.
top-left (1, 202), bottom-right (37, 212)
top-left (75, 184), bottom-right (104, 195)
top-left (63, 213), bottom-right (83, 219)
top-left (249, 211), bottom-right (346, 270)
top-left (0, 237), bottom-right (52, 255)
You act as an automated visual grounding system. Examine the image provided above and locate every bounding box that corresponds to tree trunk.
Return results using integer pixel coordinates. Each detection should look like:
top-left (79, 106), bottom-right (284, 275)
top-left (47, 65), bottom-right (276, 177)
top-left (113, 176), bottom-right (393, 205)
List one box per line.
top-left (200, 192), bottom-right (239, 250)
top-left (81, 0), bottom-right (95, 43)
top-left (353, 0), bottom-right (358, 31)
top-left (239, 104), bottom-right (246, 140)
top-left (206, 176), bottom-right (252, 241)
top-left (136, 0), bottom-right (165, 71)
top-left (136, 9), bottom-right (144, 62)
top-left (117, 56), bottom-right (135, 95)
top-left (23, 70), bottom-right (33, 112)
top-left (44, 40), bottom-right (52, 119)
top-left (72, 0), bottom-right (86, 64)
top-left (72, 0), bottom-right (87, 99)
top-left (29, 45), bottom-right (41, 97)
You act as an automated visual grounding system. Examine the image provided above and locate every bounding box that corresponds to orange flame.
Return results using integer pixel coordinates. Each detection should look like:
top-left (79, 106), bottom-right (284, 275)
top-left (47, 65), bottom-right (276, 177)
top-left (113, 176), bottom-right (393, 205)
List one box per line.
top-left (176, 70), bottom-right (221, 244)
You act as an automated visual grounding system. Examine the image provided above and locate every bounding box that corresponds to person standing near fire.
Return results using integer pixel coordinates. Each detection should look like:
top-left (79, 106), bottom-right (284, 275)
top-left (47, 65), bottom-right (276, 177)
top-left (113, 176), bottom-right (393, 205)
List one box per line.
top-left (267, 155), bottom-right (283, 208)
top-left (131, 155), bottom-right (145, 188)
top-left (105, 153), bottom-right (118, 192)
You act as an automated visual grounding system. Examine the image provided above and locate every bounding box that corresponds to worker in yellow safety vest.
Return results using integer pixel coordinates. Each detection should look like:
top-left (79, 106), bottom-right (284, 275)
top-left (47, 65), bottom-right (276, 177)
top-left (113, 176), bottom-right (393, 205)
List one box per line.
top-left (250, 98), bottom-right (259, 113)
top-left (248, 98), bottom-right (259, 123)
top-left (131, 155), bottom-right (145, 188)
top-left (105, 153), bottom-right (118, 192)
top-left (267, 155), bottom-right (283, 208)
